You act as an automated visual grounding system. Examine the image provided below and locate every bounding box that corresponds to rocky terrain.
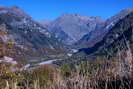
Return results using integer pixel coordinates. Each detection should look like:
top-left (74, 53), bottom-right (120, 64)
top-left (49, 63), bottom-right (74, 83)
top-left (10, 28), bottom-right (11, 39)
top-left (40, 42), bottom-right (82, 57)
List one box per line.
top-left (76, 7), bottom-right (133, 48)
top-left (79, 9), bottom-right (133, 56)
top-left (41, 14), bottom-right (105, 45)
top-left (0, 6), bottom-right (67, 64)
top-left (0, 5), bottom-right (133, 89)
top-left (54, 8), bottom-right (133, 67)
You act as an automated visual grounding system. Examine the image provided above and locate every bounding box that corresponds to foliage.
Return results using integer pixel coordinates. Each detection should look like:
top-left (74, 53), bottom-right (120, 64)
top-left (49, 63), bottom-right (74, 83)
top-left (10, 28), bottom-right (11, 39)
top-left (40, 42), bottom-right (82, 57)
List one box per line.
top-left (60, 64), bottom-right (71, 78)
top-left (7, 40), bottom-right (14, 48)
top-left (0, 51), bottom-right (133, 89)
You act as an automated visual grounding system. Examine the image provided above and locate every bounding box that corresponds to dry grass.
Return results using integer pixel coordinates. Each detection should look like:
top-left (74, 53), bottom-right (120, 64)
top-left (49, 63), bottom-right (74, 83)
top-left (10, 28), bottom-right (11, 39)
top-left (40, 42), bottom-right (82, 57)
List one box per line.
top-left (0, 41), bottom-right (133, 89)
top-left (0, 50), bottom-right (133, 89)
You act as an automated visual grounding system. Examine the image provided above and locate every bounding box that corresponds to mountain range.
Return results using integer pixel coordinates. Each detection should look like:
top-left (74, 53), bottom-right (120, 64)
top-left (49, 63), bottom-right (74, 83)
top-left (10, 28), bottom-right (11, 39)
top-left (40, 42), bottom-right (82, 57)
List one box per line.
top-left (41, 8), bottom-right (133, 49)
top-left (76, 7), bottom-right (133, 48)
top-left (41, 14), bottom-right (105, 45)
top-left (0, 5), bottom-right (133, 66)
top-left (0, 6), bottom-right (65, 63)
top-left (79, 11), bottom-right (133, 56)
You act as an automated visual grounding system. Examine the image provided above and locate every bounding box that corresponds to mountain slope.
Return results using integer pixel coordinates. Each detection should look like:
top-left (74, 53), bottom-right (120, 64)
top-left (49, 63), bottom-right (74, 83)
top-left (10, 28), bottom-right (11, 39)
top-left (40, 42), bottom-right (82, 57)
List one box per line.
top-left (55, 10), bottom-right (133, 67)
top-left (77, 7), bottom-right (133, 48)
top-left (79, 11), bottom-right (133, 57)
top-left (0, 6), bottom-right (65, 61)
top-left (42, 14), bottom-right (105, 45)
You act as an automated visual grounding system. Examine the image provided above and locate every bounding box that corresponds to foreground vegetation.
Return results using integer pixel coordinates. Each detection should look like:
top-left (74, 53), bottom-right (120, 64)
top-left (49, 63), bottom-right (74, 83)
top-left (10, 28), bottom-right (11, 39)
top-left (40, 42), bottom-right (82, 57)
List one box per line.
top-left (0, 49), bottom-right (133, 89)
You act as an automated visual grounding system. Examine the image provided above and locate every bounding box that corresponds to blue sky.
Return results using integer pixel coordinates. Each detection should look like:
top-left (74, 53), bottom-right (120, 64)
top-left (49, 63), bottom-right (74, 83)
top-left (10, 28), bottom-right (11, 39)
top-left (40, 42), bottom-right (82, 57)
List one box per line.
top-left (0, 0), bottom-right (133, 20)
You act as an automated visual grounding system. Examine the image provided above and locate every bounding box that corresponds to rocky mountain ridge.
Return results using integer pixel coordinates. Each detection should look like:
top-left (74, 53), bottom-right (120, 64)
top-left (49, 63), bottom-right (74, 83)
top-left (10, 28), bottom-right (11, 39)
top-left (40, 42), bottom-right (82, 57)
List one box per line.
top-left (76, 7), bottom-right (133, 48)
top-left (0, 6), bottom-right (66, 63)
top-left (42, 14), bottom-right (105, 45)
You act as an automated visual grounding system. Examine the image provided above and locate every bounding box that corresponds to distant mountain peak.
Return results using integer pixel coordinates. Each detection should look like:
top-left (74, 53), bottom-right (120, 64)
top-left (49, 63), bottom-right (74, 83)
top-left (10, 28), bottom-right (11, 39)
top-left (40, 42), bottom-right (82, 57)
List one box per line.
top-left (75, 7), bottom-right (133, 48)
top-left (0, 6), bottom-right (64, 60)
top-left (41, 13), bottom-right (105, 45)
top-left (61, 13), bottom-right (104, 21)
top-left (61, 13), bottom-right (90, 19)
top-left (40, 20), bottom-right (52, 26)
top-left (123, 7), bottom-right (133, 11)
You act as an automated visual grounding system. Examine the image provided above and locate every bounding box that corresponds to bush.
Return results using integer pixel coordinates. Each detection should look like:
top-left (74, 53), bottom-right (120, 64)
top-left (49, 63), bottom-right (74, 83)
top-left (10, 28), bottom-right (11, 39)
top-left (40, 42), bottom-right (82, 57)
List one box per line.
top-left (60, 64), bottom-right (71, 78)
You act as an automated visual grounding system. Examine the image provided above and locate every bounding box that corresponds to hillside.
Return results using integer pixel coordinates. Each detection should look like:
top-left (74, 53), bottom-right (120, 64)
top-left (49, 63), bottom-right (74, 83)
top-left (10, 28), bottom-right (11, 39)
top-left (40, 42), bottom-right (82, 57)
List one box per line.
top-left (79, 11), bottom-right (133, 57)
top-left (42, 14), bottom-right (105, 45)
top-left (0, 6), bottom-right (133, 89)
top-left (76, 7), bottom-right (133, 48)
top-left (0, 6), bottom-right (66, 63)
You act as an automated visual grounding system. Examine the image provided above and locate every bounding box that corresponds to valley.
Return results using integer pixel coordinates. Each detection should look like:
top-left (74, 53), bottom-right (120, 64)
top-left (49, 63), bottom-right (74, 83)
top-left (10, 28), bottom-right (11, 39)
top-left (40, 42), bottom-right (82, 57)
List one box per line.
top-left (0, 5), bottom-right (133, 89)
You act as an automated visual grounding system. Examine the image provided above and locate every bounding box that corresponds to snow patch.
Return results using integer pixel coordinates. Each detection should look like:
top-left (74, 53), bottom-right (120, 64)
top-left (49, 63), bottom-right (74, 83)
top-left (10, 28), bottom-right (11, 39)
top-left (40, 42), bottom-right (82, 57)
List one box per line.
top-left (23, 18), bottom-right (27, 24)
top-left (67, 53), bottom-right (72, 57)
top-left (0, 56), bottom-right (17, 65)
top-left (106, 22), bottom-right (115, 29)
top-left (71, 49), bottom-right (78, 53)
